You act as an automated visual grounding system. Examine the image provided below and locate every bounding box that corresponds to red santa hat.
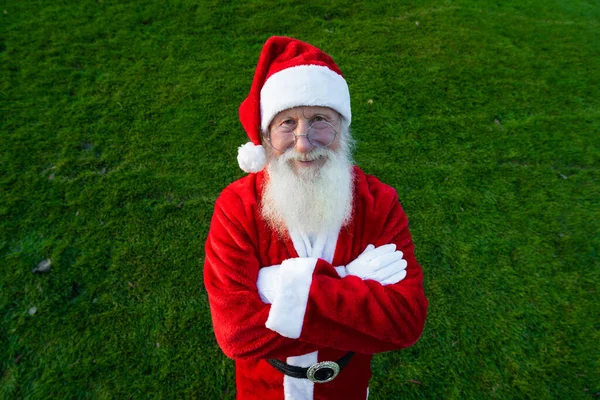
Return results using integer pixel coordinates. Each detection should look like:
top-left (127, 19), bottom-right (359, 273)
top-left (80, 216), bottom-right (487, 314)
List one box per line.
top-left (237, 36), bottom-right (351, 173)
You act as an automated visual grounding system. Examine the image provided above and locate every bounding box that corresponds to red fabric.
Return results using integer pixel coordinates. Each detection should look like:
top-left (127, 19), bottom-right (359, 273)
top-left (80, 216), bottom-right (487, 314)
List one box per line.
top-left (204, 167), bottom-right (428, 399)
top-left (238, 36), bottom-right (344, 145)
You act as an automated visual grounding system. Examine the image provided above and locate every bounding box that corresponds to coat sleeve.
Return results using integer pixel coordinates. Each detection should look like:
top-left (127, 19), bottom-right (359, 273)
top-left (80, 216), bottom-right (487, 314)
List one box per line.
top-left (265, 185), bottom-right (428, 354)
top-left (204, 190), bottom-right (320, 360)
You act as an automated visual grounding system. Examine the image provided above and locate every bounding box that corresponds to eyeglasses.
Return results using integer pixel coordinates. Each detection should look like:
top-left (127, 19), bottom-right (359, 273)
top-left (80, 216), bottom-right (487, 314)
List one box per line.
top-left (265, 120), bottom-right (339, 152)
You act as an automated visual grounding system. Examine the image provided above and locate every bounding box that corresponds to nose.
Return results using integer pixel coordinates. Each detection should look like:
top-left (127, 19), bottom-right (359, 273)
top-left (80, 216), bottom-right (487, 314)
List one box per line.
top-left (294, 121), bottom-right (314, 153)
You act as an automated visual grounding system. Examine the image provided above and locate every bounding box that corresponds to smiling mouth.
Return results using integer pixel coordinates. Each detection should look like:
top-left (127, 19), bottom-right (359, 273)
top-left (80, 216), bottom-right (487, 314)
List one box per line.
top-left (293, 157), bottom-right (327, 169)
top-left (297, 154), bottom-right (325, 162)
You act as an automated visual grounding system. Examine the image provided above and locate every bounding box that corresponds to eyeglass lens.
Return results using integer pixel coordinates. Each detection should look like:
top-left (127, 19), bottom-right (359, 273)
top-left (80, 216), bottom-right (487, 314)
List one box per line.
top-left (270, 121), bottom-right (336, 151)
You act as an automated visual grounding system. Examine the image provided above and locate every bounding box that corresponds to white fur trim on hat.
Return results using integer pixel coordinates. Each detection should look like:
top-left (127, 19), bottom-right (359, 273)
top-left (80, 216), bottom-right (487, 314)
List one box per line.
top-left (260, 65), bottom-right (351, 133)
top-left (237, 142), bottom-right (266, 173)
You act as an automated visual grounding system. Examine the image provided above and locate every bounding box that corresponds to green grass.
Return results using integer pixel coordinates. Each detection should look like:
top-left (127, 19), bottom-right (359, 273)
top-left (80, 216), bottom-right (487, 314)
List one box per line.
top-left (1, 0), bottom-right (599, 398)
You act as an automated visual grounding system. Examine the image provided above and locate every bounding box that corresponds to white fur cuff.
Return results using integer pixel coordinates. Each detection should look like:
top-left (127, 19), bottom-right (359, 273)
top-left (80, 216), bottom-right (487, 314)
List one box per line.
top-left (237, 142), bottom-right (266, 173)
top-left (265, 257), bottom-right (318, 339)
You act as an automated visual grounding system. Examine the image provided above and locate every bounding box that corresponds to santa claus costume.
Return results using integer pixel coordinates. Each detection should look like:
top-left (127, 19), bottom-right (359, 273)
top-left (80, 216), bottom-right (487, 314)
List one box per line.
top-left (204, 36), bottom-right (428, 400)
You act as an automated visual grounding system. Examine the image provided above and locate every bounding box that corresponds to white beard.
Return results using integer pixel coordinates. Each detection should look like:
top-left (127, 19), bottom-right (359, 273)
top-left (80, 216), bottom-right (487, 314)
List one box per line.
top-left (261, 132), bottom-right (355, 237)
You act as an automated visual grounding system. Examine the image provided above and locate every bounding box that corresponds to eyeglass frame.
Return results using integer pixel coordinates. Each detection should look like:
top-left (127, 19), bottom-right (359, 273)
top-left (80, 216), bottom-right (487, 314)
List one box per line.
top-left (263, 119), bottom-right (340, 153)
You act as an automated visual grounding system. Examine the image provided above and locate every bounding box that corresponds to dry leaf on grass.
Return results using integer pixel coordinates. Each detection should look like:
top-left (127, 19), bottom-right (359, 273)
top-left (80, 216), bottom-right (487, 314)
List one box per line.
top-left (32, 259), bottom-right (51, 273)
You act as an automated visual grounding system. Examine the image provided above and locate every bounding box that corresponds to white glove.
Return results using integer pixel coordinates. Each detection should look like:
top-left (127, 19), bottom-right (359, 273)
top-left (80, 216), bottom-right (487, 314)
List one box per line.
top-left (345, 244), bottom-right (408, 285)
top-left (256, 265), bottom-right (280, 304)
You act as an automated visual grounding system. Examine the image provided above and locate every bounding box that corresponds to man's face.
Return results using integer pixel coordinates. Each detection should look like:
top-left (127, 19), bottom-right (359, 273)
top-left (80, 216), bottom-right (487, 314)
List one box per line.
top-left (261, 106), bottom-right (353, 235)
top-left (265, 106), bottom-right (342, 173)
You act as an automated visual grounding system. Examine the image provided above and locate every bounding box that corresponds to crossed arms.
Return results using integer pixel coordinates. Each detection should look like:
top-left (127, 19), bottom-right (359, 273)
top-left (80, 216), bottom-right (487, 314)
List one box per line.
top-left (204, 176), bottom-right (428, 360)
top-left (258, 243), bottom-right (408, 304)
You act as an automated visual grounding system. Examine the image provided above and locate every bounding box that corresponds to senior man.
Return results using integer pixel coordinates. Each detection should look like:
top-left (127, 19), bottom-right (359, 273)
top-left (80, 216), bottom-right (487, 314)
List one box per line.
top-left (204, 36), bottom-right (428, 400)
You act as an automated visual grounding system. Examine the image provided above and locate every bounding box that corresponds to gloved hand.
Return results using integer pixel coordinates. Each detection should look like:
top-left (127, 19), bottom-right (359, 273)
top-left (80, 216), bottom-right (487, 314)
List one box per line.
top-left (344, 244), bottom-right (408, 285)
top-left (256, 265), bottom-right (280, 304)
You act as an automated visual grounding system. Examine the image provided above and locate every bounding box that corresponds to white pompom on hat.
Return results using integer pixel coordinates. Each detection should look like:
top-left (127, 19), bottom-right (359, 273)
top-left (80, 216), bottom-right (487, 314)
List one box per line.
top-left (237, 142), bottom-right (266, 173)
top-left (237, 36), bottom-right (351, 173)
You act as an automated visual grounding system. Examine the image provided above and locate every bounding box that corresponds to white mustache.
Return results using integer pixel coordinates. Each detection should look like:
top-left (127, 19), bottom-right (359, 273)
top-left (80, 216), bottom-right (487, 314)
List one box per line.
top-left (280, 147), bottom-right (332, 163)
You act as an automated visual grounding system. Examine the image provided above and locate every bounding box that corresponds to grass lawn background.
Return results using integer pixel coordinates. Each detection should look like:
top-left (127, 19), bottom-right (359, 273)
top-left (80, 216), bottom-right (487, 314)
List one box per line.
top-left (1, 0), bottom-right (598, 398)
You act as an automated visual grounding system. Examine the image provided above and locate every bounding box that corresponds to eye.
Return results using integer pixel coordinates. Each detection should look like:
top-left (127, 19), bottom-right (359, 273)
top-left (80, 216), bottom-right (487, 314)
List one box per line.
top-left (280, 119), bottom-right (295, 126)
top-left (312, 115), bottom-right (326, 123)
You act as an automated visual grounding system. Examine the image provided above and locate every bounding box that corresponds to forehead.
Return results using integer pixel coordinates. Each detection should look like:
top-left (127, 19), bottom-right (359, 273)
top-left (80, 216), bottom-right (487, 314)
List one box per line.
top-left (271, 106), bottom-right (338, 121)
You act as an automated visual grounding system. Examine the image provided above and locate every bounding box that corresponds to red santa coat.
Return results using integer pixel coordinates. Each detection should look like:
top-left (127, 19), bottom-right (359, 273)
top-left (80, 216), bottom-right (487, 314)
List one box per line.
top-left (204, 166), bottom-right (428, 400)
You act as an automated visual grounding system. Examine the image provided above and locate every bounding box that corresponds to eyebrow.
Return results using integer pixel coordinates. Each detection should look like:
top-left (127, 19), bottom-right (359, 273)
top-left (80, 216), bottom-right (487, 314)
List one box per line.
top-left (302, 111), bottom-right (337, 120)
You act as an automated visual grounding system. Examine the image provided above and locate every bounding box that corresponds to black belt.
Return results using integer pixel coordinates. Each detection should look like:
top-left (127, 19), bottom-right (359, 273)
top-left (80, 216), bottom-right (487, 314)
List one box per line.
top-left (266, 352), bottom-right (354, 383)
